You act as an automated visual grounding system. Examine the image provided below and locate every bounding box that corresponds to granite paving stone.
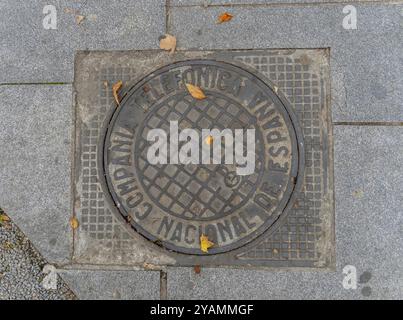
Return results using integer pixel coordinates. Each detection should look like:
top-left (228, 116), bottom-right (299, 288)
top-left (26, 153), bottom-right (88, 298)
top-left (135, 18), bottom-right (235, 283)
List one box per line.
top-left (0, 0), bottom-right (165, 83)
top-left (0, 85), bottom-right (73, 264)
top-left (60, 270), bottom-right (160, 300)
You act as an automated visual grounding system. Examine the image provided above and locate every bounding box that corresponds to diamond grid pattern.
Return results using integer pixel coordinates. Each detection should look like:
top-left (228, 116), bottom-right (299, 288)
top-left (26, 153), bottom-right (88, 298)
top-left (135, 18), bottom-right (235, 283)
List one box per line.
top-left (136, 92), bottom-right (263, 220)
top-left (235, 54), bottom-right (324, 261)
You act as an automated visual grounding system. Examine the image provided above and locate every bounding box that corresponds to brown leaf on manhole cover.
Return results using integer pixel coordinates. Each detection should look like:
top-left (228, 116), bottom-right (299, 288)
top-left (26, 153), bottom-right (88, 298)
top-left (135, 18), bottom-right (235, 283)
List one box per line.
top-left (217, 12), bottom-right (233, 24)
top-left (205, 135), bottom-right (214, 145)
top-left (75, 15), bottom-right (85, 25)
top-left (112, 80), bottom-right (123, 106)
top-left (194, 265), bottom-right (201, 274)
top-left (159, 34), bottom-right (177, 54)
top-left (185, 83), bottom-right (206, 100)
top-left (69, 217), bottom-right (79, 230)
top-left (200, 234), bottom-right (214, 253)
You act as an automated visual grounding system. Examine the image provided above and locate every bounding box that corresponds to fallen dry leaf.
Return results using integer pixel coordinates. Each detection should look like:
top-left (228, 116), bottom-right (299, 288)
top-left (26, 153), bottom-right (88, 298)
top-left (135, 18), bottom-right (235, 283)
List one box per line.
top-left (217, 12), bottom-right (233, 24)
top-left (194, 265), bottom-right (201, 274)
top-left (69, 217), bottom-right (79, 230)
top-left (205, 135), bottom-right (214, 145)
top-left (0, 214), bottom-right (10, 227)
top-left (112, 80), bottom-right (123, 106)
top-left (159, 34), bottom-right (177, 54)
top-left (185, 83), bottom-right (206, 100)
top-left (0, 214), bottom-right (10, 222)
top-left (75, 15), bottom-right (85, 25)
top-left (200, 234), bottom-right (214, 253)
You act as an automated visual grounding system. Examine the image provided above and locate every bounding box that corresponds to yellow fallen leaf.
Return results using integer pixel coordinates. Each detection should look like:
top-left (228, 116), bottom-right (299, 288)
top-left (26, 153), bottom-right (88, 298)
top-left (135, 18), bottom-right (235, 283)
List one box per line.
top-left (159, 34), bottom-right (177, 54)
top-left (75, 15), bottom-right (85, 25)
top-left (112, 80), bottom-right (123, 106)
top-left (185, 83), bottom-right (206, 100)
top-left (205, 135), bottom-right (214, 145)
top-left (0, 214), bottom-right (10, 222)
top-left (70, 217), bottom-right (79, 230)
top-left (200, 234), bottom-right (214, 253)
top-left (217, 12), bottom-right (233, 24)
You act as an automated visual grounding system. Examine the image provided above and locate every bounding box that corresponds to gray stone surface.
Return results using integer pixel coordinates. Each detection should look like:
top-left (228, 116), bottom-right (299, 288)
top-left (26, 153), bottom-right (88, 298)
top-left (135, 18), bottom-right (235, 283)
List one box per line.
top-left (0, 209), bottom-right (76, 300)
top-left (0, 85), bottom-right (72, 264)
top-left (60, 270), bottom-right (160, 300)
top-left (169, 3), bottom-right (403, 122)
top-left (167, 126), bottom-right (403, 299)
top-left (0, 0), bottom-right (165, 83)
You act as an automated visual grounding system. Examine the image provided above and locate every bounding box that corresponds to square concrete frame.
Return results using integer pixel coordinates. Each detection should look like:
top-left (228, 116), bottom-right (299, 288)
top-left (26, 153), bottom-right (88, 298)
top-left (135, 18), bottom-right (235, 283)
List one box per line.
top-left (72, 49), bottom-right (334, 269)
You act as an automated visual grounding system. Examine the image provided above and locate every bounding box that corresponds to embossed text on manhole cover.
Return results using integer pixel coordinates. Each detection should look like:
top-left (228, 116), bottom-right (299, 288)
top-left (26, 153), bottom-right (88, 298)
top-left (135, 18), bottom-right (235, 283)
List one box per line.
top-left (101, 60), bottom-right (303, 254)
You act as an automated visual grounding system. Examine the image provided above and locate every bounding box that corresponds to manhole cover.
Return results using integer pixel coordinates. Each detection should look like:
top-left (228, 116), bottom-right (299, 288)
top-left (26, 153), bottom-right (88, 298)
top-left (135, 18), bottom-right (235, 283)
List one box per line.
top-left (101, 60), bottom-right (303, 254)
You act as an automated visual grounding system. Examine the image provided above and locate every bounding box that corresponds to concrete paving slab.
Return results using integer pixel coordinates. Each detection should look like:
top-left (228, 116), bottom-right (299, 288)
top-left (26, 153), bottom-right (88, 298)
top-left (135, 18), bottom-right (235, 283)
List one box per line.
top-left (0, 0), bottom-right (165, 83)
top-left (0, 85), bottom-right (73, 264)
top-left (167, 126), bottom-right (403, 299)
top-left (59, 270), bottom-right (160, 300)
top-left (169, 3), bottom-right (403, 122)
top-left (0, 209), bottom-right (76, 300)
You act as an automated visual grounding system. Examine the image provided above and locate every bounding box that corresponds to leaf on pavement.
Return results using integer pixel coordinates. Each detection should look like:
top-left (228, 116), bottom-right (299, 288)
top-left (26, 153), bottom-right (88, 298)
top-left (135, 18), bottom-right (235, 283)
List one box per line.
top-left (0, 214), bottom-right (10, 222)
top-left (159, 34), bottom-right (177, 54)
top-left (75, 15), bottom-right (85, 25)
top-left (185, 83), bottom-right (206, 100)
top-left (70, 217), bottom-right (79, 230)
top-left (0, 214), bottom-right (10, 226)
top-left (217, 12), bottom-right (233, 24)
top-left (112, 80), bottom-right (123, 106)
top-left (205, 135), bottom-right (214, 145)
top-left (200, 234), bottom-right (214, 253)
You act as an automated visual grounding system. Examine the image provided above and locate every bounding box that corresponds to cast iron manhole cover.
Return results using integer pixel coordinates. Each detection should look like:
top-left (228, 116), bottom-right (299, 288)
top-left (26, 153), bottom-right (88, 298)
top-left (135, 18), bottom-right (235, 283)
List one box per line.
top-left (101, 60), bottom-right (303, 255)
